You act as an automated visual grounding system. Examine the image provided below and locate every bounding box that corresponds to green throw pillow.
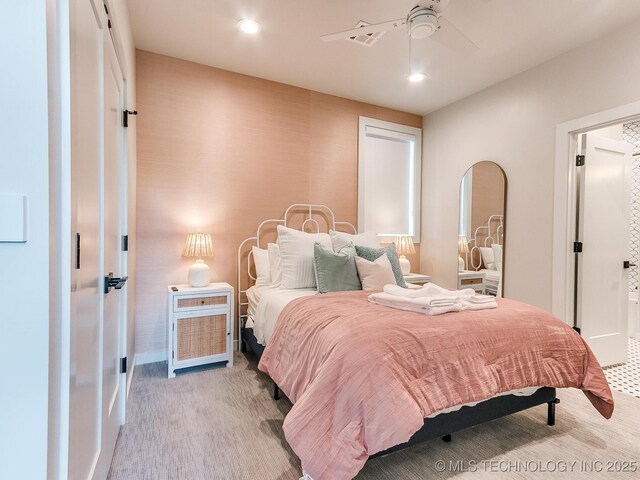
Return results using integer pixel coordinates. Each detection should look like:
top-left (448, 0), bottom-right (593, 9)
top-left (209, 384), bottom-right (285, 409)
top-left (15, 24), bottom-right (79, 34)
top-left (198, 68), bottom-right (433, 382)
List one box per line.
top-left (313, 243), bottom-right (362, 293)
top-left (354, 243), bottom-right (408, 288)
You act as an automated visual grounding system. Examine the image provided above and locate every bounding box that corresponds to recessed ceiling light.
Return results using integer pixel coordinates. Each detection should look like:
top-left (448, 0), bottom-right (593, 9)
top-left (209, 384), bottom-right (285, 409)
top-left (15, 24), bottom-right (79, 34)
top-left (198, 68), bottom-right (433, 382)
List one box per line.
top-left (408, 72), bottom-right (427, 82)
top-left (238, 19), bottom-right (260, 34)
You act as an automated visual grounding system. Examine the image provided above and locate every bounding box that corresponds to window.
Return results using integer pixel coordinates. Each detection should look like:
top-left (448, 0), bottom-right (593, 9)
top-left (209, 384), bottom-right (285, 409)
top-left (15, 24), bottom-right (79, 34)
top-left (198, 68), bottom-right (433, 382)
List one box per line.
top-left (358, 117), bottom-right (422, 241)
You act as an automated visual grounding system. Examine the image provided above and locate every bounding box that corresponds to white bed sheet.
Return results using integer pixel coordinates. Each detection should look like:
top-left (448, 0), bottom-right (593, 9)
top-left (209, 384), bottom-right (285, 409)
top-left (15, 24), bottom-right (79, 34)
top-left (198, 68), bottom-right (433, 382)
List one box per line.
top-left (245, 283), bottom-right (278, 328)
top-left (481, 269), bottom-right (501, 295)
top-left (252, 286), bottom-right (317, 345)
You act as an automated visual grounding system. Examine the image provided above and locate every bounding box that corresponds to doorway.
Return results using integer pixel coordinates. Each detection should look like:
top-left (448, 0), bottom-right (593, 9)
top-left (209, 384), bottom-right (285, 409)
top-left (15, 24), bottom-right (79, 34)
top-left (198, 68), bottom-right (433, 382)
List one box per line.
top-left (553, 105), bottom-right (640, 397)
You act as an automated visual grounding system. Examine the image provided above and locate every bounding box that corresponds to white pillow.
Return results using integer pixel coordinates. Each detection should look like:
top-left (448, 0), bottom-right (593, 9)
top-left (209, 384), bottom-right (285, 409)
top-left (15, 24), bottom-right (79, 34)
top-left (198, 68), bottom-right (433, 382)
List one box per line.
top-left (251, 246), bottom-right (271, 286)
top-left (492, 244), bottom-right (503, 272)
top-left (267, 243), bottom-right (282, 285)
top-left (330, 230), bottom-right (380, 252)
top-left (486, 262), bottom-right (497, 271)
top-left (277, 225), bottom-right (332, 289)
top-left (479, 247), bottom-right (494, 268)
top-left (355, 254), bottom-right (397, 291)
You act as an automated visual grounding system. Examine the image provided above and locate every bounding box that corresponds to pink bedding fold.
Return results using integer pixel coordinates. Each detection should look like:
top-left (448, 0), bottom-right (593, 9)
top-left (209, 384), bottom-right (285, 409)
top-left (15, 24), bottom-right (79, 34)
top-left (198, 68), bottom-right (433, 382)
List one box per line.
top-left (258, 291), bottom-right (614, 480)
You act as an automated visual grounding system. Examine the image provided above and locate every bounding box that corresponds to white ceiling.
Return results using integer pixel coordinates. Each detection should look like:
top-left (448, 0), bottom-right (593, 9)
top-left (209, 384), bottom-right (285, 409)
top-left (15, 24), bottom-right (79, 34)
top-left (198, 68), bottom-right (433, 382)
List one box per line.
top-left (128, 0), bottom-right (640, 115)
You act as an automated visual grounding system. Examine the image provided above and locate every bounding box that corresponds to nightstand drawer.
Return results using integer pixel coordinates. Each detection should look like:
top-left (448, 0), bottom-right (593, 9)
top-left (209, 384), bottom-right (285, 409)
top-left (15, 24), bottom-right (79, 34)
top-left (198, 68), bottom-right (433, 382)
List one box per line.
top-left (460, 277), bottom-right (483, 286)
top-left (173, 293), bottom-right (229, 312)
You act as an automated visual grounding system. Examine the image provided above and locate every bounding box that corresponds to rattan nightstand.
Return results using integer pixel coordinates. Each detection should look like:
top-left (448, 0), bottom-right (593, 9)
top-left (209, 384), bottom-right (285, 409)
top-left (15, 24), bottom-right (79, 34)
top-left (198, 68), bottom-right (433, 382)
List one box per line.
top-left (167, 282), bottom-right (234, 378)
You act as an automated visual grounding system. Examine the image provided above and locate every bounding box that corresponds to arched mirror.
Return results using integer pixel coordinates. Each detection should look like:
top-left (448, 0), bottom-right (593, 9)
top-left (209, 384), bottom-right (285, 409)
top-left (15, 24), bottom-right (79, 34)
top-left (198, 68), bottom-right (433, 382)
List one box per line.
top-left (458, 161), bottom-right (507, 297)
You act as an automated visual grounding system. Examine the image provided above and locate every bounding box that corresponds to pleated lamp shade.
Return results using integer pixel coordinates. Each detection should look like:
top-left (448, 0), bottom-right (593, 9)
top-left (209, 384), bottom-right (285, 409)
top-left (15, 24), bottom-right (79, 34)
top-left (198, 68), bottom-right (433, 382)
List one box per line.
top-left (182, 233), bottom-right (213, 259)
top-left (394, 235), bottom-right (415, 275)
top-left (394, 235), bottom-right (416, 256)
top-left (183, 233), bottom-right (213, 287)
top-left (458, 235), bottom-right (469, 255)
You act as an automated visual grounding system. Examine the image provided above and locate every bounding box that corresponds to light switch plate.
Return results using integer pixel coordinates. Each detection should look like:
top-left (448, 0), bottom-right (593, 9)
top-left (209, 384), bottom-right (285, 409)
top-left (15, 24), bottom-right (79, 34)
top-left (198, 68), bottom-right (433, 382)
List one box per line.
top-left (0, 194), bottom-right (28, 243)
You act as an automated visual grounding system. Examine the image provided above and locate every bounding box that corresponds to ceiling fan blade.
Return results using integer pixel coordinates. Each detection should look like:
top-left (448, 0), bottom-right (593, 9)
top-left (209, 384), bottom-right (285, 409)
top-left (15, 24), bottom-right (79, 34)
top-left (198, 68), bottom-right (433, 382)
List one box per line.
top-left (430, 16), bottom-right (479, 55)
top-left (320, 18), bottom-right (406, 42)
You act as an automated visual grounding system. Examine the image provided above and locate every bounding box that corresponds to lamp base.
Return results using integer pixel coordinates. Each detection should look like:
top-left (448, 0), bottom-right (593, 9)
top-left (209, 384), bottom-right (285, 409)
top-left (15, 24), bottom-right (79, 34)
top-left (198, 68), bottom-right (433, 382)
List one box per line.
top-left (458, 256), bottom-right (465, 272)
top-left (188, 259), bottom-right (210, 287)
top-left (399, 255), bottom-right (411, 275)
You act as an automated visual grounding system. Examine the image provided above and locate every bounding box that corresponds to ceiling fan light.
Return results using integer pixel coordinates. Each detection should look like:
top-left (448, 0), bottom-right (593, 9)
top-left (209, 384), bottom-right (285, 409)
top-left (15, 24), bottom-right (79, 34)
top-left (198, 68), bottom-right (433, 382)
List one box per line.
top-left (408, 9), bottom-right (439, 39)
top-left (408, 72), bottom-right (426, 82)
top-left (238, 19), bottom-right (261, 34)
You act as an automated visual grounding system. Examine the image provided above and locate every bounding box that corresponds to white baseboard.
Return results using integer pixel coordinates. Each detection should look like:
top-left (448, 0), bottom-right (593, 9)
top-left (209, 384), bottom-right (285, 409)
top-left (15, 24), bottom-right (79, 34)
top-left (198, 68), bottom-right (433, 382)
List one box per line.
top-left (135, 350), bottom-right (167, 365)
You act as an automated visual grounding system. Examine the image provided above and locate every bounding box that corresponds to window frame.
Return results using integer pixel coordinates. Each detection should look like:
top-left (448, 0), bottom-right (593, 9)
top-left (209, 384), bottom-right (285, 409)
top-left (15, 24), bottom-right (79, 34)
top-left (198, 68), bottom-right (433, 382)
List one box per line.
top-left (357, 116), bottom-right (422, 242)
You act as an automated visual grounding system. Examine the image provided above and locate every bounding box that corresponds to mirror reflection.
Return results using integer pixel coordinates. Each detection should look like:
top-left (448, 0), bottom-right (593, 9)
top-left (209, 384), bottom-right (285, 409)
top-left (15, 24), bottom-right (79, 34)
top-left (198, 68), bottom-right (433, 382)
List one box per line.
top-left (458, 161), bottom-right (506, 297)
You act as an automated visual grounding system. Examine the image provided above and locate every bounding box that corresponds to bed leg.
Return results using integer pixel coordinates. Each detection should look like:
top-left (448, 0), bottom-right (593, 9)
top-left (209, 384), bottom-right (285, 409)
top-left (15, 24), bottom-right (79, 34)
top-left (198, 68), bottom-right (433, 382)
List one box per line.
top-left (547, 398), bottom-right (560, 426)
top-left (273, 382), bottom-right (280, 401)
top-left (441, 434), bottom-right (452, 443)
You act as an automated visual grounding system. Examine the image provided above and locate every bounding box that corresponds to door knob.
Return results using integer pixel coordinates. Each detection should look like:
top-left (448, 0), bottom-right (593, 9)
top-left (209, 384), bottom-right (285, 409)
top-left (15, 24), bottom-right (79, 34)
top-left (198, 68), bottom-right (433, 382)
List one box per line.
top-left (104, 272), bottom-right (128, 294)
top-left (623, 261), bottom-right (637, 269)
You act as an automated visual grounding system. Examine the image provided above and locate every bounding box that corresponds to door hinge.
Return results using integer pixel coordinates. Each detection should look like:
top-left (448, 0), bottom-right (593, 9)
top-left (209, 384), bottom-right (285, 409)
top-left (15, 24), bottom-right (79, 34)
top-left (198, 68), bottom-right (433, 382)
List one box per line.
top-left (122, 234), bottom-right (129, 252)
top-left (172, 350), bottom-right (175, 359)
top-left (75, 233), bottom-right (81, 269)
top-left (123, 109), bottom-right (138, 127)
top-left (120, 357), bottom-right (127, 374)
top-left (573, 241), bottom-right (583, 253)
top-left (576, 154), bottom-right (585, 166)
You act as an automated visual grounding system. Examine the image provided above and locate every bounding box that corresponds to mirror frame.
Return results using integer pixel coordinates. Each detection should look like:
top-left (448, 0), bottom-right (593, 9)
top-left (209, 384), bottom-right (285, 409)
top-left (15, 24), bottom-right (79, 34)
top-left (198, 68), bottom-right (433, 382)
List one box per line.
top-left (458, 161), bottom-right (508, 297)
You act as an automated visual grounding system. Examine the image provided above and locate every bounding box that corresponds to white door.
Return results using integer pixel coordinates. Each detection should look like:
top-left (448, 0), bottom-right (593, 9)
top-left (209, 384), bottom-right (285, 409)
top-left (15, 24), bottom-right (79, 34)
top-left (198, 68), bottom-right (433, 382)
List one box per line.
top-left (94, 34), bottom-right (126, 480)
top-left (577, 133), bottom-right (632, 366)
top-left (69, 0), bottom-right (102, 478)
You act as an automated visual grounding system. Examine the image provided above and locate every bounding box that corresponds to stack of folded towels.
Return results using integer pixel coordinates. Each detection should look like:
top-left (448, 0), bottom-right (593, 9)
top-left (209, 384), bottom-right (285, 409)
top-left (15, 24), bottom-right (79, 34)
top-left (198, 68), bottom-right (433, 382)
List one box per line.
top-left (368, 283), bottom-right (498, 316)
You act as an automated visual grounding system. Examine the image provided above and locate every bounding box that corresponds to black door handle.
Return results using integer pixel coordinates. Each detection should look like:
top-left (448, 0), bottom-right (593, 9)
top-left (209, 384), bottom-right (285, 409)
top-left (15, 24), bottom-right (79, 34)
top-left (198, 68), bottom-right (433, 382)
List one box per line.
top-left (623, 261), bottom-right (637, 269)
top-left (104, 273), bottom-right (128, 294)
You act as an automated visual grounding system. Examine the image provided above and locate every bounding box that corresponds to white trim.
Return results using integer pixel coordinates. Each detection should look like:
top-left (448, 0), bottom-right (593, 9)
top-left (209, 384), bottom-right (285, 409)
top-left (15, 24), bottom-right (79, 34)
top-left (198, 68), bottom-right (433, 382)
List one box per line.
top-left (552, 100), bottom-right (640, 324)
top-left (135, 350), bottom-right (167, 365)
top-left (358, 116), bottom-right (422, 242)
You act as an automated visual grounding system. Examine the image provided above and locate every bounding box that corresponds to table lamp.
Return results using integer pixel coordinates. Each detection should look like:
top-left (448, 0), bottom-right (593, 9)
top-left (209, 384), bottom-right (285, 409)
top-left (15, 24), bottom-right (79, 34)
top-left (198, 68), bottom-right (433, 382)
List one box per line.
top-left (458, 235), bottom-right (469, 272)
top-left (182, 233), bottom-right (213, 287)
top-left (394, 235), bottom-right (415, 275)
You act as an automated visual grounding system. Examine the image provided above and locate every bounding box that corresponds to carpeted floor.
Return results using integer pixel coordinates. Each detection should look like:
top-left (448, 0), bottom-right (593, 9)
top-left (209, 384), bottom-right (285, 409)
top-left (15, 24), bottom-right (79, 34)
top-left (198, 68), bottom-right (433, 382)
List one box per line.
top-left (108, 352), bottom-right (640, 479)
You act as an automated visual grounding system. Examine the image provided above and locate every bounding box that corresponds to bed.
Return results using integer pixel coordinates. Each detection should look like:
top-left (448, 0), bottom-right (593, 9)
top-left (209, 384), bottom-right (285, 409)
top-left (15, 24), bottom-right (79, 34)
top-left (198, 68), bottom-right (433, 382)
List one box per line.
top-left (237, 204), bottom-right (613, 480)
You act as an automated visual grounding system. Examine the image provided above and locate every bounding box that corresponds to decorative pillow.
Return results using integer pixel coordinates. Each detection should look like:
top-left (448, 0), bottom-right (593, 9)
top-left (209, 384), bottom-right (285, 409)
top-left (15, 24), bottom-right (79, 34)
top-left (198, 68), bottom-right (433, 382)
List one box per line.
top-left (355, 243), bottom-right (408, 288)
top-left (492, 244), bottom-right (503, 272)
top-left (277, 225), bottom-right (332, 289)
top-left (267, 242), bottom-right (282, 285)
top-left (251, 246), bottom-right (271, 286)
top-left (355, 254), bottom-right (397, 291)
top-left (479, 247), bottom-right (494, 268)
top-left (313, 243), bottom-right (361, 293)
top-left (330, 230), bottom-right (380, 253)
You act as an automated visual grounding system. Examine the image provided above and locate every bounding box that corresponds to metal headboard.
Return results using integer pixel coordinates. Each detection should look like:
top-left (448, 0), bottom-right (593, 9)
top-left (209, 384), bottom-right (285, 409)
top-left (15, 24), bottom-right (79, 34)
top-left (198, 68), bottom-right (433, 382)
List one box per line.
top-left (236, 204), bottom-right (356, 350)
top-left (468, 214), bottom-right (504, 271)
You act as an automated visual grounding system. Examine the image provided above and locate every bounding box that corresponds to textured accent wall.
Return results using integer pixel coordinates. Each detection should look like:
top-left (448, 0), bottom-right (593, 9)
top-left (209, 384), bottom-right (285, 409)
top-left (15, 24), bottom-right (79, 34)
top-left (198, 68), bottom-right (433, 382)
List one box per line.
top-left (135, 50), bottom-right (422, 356)
top-left (624, 121), bottom-right (640, 293)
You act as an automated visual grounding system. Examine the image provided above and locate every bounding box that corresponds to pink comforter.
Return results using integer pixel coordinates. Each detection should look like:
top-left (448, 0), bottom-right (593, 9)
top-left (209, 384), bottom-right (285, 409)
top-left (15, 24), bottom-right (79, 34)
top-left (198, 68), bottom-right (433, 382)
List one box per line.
top-left (258, 291), bottom-right (613, 480)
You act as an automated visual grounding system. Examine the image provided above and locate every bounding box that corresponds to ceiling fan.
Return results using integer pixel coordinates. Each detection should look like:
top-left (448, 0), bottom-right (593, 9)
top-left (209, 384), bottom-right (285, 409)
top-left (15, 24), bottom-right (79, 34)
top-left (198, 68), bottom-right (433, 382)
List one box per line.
top-left (320, 0), bottom-right (478, 55)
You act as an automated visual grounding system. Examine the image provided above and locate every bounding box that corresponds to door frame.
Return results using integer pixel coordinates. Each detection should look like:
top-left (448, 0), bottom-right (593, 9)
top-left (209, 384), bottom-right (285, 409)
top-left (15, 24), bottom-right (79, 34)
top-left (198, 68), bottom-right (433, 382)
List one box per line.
top-left (552, 100), bottom-right (640, 324)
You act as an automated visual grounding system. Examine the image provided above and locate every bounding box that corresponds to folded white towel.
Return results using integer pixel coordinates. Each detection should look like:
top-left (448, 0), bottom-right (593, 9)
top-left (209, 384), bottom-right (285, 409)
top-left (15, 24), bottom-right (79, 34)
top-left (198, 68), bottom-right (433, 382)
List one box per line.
top-left (370, 282), bottom-right (498, 315)
top-left (466, 295), bottom-right (495, 304)
top-left (368, 295), bottom-right (463, 316)
top-left (461, 299), bottom-right (498, 310)
top-left (383, 284), bottom-right (430, 298)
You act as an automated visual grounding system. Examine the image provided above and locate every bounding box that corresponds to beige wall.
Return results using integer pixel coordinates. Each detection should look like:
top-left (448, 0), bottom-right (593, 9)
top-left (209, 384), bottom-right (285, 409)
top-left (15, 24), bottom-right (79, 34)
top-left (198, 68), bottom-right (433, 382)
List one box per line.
top-left (420, 20), bottom-right (640, 312)
top-left (135, 50), bottom-right (422, 356)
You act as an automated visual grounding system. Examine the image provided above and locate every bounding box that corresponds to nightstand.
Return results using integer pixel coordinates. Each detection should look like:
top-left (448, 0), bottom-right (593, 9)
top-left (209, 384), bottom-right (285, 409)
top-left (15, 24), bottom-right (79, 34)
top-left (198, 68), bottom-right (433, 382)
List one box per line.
top-left (403, 273), bottom-right (432, 286)
top-left (457, 271), bottom-right (485, 294)
top-left (167, 282), bottom-right (234, 378)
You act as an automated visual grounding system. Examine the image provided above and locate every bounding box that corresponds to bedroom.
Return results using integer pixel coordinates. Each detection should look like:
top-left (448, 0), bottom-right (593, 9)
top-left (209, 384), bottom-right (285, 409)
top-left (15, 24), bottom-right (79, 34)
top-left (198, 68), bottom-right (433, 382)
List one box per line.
top-left (2, 1), bottom-right (640, 479)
